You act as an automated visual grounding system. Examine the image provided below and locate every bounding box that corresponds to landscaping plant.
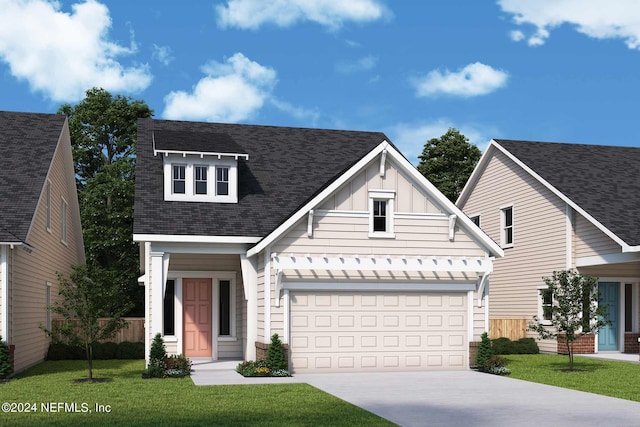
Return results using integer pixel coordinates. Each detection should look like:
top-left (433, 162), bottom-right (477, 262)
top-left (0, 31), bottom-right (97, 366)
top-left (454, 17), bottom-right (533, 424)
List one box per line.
top-left (266, 333), bottom-right (287, 371)
top-left (528, 270), bottom-right (610, 370)
top-left (143, 333), bottom-right (167, 378)
top-left (0, 335), bottom-right (11, 379)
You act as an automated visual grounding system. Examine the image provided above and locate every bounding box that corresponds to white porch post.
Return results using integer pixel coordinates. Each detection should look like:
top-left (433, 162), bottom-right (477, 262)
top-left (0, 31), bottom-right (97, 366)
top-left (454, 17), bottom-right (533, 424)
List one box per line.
top-left (150, 251), bottom-right (165, 351)
top-left (240, 254), bottom-right (258, 360)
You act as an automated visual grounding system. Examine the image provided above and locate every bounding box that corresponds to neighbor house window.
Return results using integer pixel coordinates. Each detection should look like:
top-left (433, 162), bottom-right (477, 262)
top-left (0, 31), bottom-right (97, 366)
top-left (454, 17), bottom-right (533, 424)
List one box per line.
top-left (539, 288), bottom-right (553, 323)
top-left (470, 215), bottom-right (480, 227)
top-left (45, 181), bottom-right (51, 231)
top-left (194, 166), bottom-right (208, 195)
top-left (60, 198), bottom-right (68, 244)
top-left (368, 190), bottom-right (395, 238)
top-left (501, 206), bottom-right (514, 247)
top-left (216, 167), bottom-right (229, 196)
top-left (172, 165), bottom-right (186, 194)
top-left (219, 280), bottom-right (231, 336)
top-left (163, 280), bottom-right (175, 336)
top-left (45, 283), bottom-right (52, 329)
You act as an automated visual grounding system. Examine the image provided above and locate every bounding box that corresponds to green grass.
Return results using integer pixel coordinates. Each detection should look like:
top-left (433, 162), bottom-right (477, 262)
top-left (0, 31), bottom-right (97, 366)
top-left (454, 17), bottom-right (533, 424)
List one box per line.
top-left (1, 360), bottom-right (393, 426)
top-left (504, 354), bottom-right (640, 402)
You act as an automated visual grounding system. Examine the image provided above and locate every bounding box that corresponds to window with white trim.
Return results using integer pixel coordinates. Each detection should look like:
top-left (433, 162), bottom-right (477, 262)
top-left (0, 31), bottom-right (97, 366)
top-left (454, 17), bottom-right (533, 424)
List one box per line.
top-left (538, 288), bottom-right (553, 324)
top-left (163, 279), bottom-right (175, 336)
top-left (470, 215), bottom-right (480, 227)
top-left (60, 198), bottom-right (68, 244)
top-left (217, 277), bottom-right (236, 339)
top-left (163, 155), bottom-right (238, 203)
top-left (45, 181), bottom-right (51, 231)
top-left (368, 190), bottom-right (395, 238)
top-left (501, 206), bottom-right (514, 248)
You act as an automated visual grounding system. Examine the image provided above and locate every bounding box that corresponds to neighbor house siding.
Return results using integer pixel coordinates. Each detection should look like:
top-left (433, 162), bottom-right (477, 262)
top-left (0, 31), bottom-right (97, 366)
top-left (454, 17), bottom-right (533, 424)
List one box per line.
top-left (460, 149), bottom-right (567, 352)
top-left (574, 215), bottom-right (621, 259)
top-left (10, 128), bottom-right (83, 373)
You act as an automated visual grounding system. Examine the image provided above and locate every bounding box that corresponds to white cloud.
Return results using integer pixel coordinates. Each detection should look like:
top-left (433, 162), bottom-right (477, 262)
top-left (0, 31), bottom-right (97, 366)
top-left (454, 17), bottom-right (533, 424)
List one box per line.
top-left (0, 0), bottom-right (152, 102)
top-left (335, 55), bottom-right (378, 74)
top-left (216, 0), bottom-right (390, 31)
top-left (509, 30), bottom-right (525, 42)
top-left (162, 53), bottom-right (277, 122)
top-left (387, 120), bottom-right (496, 165)
top-left (412, 62), bottom-right (508, 98)
top-left (152, 44), bottom-right (174, 66)
top-left (270, 99), bottom-right (320, 123)
top-left (499, 0), bottom-right (640, 49)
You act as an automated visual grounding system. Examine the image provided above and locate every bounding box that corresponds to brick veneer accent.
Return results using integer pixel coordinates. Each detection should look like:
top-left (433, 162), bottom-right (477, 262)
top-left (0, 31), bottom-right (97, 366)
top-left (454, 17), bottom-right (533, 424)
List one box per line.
top-left (623, 333), bottom-right (640, 353)
top-left (255, 341), bottom-right (289, 365)
top-left (557, 334), bottom-right (594, 354)
top-left (469, 341), bottom-right (479, 368)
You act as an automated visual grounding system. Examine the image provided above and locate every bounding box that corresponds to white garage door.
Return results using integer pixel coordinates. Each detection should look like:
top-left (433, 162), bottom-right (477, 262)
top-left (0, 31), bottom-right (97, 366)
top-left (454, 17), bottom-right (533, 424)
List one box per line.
top-left (289, 290), bottom-right (468, 372)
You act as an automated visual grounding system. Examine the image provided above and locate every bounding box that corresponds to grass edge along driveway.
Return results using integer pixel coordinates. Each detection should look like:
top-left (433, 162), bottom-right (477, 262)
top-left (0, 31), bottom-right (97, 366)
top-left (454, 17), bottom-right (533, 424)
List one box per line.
top-left (505, 354), bottom-right (640, 402)
top-left (0, 360), bottom-right (393, 427)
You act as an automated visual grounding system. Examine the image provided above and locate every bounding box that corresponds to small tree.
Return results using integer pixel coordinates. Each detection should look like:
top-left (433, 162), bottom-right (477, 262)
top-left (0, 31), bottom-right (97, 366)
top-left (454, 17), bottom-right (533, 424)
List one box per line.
top-left (475, 332), bottom-right (494, 371)
top-left (42, 265), bottom-right (133, 380)
top-left (0, 335), bottom-right (11, 379)
top-left (528, 270), bottom-right (610, 370)
top-left (266, 333), bottom-right (287, 371)
top-left (145, 333), bottom-right (168, 378)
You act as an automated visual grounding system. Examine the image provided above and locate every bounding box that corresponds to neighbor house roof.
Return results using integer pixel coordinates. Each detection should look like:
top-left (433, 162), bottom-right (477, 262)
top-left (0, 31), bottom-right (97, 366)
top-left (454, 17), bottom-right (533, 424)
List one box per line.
top-left (134, 118), bottom-right (390, 237)
top-left (0, 111), bottom-right (66, 243)
top-left (490, 139), bottom-right (640, 247)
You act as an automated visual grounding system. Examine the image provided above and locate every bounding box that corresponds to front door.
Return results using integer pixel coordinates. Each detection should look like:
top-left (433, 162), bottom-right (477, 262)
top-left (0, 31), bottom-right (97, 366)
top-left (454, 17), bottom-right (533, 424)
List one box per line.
top-left (183, 278), bottom-right (212, 357)
top-left (598, 282), bottom-right (619, 351)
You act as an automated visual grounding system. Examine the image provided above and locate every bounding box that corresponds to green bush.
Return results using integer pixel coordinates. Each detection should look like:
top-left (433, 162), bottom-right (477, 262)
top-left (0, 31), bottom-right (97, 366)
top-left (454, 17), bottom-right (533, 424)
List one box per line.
top-left (235, 359), bottom-right (289, 377)
top-left (0, 335), bottom-right (11, 379)
top-left (475, 332), bottom-right (494, 371)
top-left (266, 333), bottom-right (287, 371)
top-left (146, 333), bottom-right (167, 378)
top-left (46, 343), bottom-right (85, 360)
top-left (165, 354), bottom-right (192, 378)
top-left (492, 337), bottom-right (539, 355)
top-left (115, 341), bottom-right (144, 359)
top-left (92, 342), bottom-right (118, 359)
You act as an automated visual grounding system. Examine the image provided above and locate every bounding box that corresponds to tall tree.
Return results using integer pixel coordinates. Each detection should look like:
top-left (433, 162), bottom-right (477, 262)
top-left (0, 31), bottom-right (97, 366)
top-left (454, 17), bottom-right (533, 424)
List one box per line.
top-left (528, 270), bottom-right (610, 370)
top-left (417, 128), bottom-right (481, 202)
top-left (58, 88), bottom-right (153, 316)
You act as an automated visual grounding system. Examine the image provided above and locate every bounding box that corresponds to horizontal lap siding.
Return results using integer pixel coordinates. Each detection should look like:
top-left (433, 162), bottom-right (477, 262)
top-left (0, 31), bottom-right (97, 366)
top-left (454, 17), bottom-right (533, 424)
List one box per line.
top-left (460, 149), bottom-right (566, 353)
top-left (578, 262), bottom-right (640, 278)
top-left (11, 130), bottom-right (84, 372)
top-left (574, 215), bottom-right (621, 258)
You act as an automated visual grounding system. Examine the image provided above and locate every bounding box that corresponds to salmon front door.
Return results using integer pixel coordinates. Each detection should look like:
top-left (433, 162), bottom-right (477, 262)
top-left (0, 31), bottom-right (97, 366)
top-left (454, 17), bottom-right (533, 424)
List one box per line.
top-left (183, 278), bottom-right (212, 357)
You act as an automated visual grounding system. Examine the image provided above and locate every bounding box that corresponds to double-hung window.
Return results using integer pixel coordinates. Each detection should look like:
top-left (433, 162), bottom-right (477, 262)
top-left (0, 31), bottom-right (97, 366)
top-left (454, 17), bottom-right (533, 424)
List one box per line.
top-left (539, 288), bottom-right (553, 324)
top-left (172, 165), bottom-right (186, 194)
top-left (368, 190), bottom-right (395, 238)
top-left (194, 166), bottom-right (208, 195)
top-left (501, 206), bottom-right (514, 248)
top-left (216, 167), bottom-right (229, 196)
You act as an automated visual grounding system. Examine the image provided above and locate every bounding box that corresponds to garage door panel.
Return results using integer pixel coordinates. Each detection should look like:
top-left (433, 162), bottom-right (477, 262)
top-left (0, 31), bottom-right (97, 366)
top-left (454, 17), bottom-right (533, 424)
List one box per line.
top-left (290, 291), bottom-right (468, 372)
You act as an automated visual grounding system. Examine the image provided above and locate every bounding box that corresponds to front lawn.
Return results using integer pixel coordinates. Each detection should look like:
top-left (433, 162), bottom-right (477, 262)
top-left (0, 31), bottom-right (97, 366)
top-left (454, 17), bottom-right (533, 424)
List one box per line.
top-left (504, 354), bottom-right (640, 402)
top-left (1, 360), bottom-right (393, 426)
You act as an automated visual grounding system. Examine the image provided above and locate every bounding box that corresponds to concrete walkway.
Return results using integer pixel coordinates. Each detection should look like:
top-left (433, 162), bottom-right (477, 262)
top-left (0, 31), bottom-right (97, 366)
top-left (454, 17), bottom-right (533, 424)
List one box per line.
top-left (191, 360), bottom-right (640, 427)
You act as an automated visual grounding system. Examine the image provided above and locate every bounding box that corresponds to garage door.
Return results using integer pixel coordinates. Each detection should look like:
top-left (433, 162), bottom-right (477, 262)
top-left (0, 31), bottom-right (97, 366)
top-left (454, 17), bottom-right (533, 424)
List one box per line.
top-left (289, 291), bottom-right (468, 372)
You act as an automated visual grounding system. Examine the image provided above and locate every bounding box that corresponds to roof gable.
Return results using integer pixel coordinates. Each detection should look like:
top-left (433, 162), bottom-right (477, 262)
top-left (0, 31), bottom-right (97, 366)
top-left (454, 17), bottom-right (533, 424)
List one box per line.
top-left (460, 139), bottom-right (640, 249)
top-left (134, 119), bottom-right (390, 238)
top-left (0, 111), bottom-right (66, 243)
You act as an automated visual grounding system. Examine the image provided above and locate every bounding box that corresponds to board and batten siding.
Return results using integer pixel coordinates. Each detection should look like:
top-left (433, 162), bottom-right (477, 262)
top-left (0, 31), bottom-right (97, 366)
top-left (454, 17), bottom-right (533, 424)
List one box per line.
top-left (460, 149), bottom-right (567, 352)
top-left (10, 126), bottom-right (84, 373)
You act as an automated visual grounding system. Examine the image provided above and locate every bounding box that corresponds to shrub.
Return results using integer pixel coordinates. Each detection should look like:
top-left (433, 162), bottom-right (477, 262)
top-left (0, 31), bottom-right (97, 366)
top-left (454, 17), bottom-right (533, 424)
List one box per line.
top-left (46, 343), bottom-right (85, 360)
top-left (116, 341), bottom-right (145, 359)
top-left (485, 355), bottom-right (510, 375)
top-left (266, 333), bottom-right (287, 371)
top-left (491, 337), bottom-right (539, 355)
top-left (92, 342), bottom-right (118, 359)
top-left (0, 336), bottom-right (11, 379)
top-left (236, 359), bottom-right (291, 377)
top-left (165, 354), bottom-right (192, 378)
top-left (475, 332), bottom-right (494, 371)
top-left (145, 333), bottom-right (167, 378)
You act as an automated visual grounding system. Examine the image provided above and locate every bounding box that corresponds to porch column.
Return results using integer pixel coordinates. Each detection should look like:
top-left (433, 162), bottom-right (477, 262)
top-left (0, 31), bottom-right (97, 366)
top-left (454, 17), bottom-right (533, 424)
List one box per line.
top-left (240, 254), bottom-right (258, 360)
top-left (150, 251), bottom-right (165, 344)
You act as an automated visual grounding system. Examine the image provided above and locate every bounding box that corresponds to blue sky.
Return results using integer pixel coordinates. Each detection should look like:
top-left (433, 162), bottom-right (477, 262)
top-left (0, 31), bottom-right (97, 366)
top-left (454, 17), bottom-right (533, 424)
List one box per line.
top-left (2, 0), bottom-right (640, 163)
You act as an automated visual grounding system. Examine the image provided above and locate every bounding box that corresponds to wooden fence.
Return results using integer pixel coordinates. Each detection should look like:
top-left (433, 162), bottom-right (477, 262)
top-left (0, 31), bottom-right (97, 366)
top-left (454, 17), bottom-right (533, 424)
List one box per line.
top-left (52, 317), bottom-right (145, 343)
top-left (489, 318), bottom-right (528, 340)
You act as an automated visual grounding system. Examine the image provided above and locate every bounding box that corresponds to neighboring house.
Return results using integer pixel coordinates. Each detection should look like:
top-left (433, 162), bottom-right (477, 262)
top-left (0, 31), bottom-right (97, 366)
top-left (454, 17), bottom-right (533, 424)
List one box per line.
top-left (0, 111), bottom-right (85, 373)
top-left (457, 139), bottom-right (640, 354)
top-left (133, 118), bottom-right (503, 372)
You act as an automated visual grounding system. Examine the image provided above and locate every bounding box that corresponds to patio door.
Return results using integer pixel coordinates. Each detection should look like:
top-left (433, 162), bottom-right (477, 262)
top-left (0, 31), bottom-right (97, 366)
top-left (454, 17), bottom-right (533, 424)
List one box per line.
top-left (183, 278), bottom-right (212, 357)
top-left (598, 282), bottom-right (619, 351)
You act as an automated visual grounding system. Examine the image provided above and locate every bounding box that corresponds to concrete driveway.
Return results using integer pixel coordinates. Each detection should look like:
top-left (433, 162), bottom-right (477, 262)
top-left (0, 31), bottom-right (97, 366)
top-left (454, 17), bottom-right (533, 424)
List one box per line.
top-left (293, 370), bottom-right (640, 427)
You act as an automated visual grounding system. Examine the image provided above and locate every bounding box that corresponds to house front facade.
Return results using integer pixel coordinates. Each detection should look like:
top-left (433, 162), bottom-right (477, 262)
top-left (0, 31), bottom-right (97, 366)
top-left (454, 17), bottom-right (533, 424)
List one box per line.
top-left (134, 119), bottom-right (503, 372)
top-left (0, 111), bottom-right (85, 373)
top-left (457, 139), bottom-right (640, 354)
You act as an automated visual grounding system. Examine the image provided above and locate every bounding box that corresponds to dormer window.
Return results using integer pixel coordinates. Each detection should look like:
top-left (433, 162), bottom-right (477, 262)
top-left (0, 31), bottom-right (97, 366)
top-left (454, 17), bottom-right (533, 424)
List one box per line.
top-left (154, 130), bottom-right (248, 203)
top-left (368, 190), bottom-right (395, 238)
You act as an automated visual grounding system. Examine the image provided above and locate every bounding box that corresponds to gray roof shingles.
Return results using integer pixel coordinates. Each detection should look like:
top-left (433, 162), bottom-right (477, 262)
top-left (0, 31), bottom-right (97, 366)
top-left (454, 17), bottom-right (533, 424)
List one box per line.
top-left (134, 119), bottom-right (390, 238)
top-left (495, 139), bottom-right (640, 247)
top-left (0, 111), bottom-right (65, 243)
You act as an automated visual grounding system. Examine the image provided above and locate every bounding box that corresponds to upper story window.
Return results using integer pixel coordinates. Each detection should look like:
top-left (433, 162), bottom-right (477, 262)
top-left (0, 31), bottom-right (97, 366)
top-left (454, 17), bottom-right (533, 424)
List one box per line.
top-left (173, 165), bottom-right (186, 194)
top-left (501, 205), bottom-right (514, 248)
top-left (194, 166), bottom-right (208, 195)
top-left (369, 190), bottom-right (395, 238)
top-left (60, 198), bottom-right (68, 244)
top-left (216, 167), bottom-right (229, 196)
top-left (470, 215), bottom-right (480, 227)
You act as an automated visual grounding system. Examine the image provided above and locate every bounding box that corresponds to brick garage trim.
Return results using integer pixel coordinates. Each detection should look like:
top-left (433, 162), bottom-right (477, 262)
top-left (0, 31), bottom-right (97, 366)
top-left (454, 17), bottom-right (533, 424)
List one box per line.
top-left (469, 341), bottom-right (479, 368)
top-left (557, 334), bottom-right (594, 354)
top-left (623, 333), bottom-right (639, 353)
